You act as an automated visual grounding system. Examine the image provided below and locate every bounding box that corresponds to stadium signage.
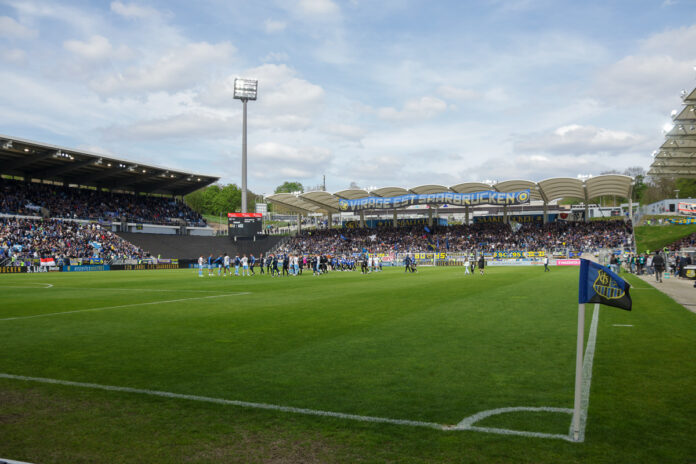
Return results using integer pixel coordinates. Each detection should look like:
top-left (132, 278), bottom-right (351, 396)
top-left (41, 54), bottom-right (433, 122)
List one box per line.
top-left (338, 190), bottom-right (530, 211)
top-left (0, 266), bottom-right (26, 273)
top-left (556, 259), bottom-right (581, 266)
top-left (63, 265), bottom-right (110, 272)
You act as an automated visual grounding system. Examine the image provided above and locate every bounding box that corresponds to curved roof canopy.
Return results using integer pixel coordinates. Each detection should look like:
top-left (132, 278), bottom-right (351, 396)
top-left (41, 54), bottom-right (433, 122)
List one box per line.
top-left (266, 174), bottom-right (634, 214)
top-left (0, 134), bottom-right (218, 196)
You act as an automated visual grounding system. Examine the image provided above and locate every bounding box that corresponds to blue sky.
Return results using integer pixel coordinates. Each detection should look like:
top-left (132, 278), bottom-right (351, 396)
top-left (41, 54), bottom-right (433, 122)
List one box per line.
top-left (1, 0), bottom-right (695, 194)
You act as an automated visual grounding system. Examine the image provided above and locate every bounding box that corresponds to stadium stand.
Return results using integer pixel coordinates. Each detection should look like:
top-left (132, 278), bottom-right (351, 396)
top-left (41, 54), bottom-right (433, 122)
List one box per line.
top-left (0, 177), bottom-right (205, 226)
top-left (0, 217), bottom-right (146, 262)
top-left (668, 231), bottom-right (696, 251)
top-left (278, 221), bottom-right (633, 255)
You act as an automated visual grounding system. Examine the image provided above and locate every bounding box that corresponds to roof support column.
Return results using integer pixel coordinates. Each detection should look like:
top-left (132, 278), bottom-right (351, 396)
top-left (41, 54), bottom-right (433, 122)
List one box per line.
top-left (360, 211), bottom-right (365, 228)
top-left (543, 202), bottom-right (548, 225)
top-left (628, 197), bottom-right (633, 223)
top-left (393, 210), bottom-right (397, 228)
top-left (297, 213), bottom-right (302, 234)
top-left (503, 205), bottom-right (508, 224)
top-left (584, 203), bottom-right (589, 223)
top-left (465, 206), bottom-right (469, 225)
top-left (428, 208), bottom-right (433, 227)
top-left (327, 212), bottom-right (332, 230)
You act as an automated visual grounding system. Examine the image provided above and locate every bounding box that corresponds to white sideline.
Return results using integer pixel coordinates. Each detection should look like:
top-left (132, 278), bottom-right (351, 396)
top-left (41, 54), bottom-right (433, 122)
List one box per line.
top-left (0, 372), bottom-right (578, 441)
top-left (0, 293), bottom-right (250, 321)
top-left (0, 283), bottom-right (53, 289)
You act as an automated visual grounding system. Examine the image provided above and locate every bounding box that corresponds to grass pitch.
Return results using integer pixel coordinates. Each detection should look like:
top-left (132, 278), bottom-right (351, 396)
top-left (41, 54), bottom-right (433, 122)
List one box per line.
top-left (1, 266), bottom-right (695, 463)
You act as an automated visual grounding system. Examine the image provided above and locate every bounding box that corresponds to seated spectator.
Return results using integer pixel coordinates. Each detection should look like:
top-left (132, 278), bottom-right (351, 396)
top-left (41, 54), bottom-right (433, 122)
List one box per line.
top-left (0, 217), bottom-right (146, 262)
top-left (0, 177), bottom-right (206, 226)
top-left (275, 220), bottom-right (633, 256)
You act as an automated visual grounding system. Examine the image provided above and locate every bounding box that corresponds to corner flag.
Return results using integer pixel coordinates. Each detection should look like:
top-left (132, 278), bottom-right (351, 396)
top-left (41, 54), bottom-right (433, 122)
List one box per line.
top-left (572, 258), bottom-right (632, 441)
top-left (578, 259), bottom-right (632, 311)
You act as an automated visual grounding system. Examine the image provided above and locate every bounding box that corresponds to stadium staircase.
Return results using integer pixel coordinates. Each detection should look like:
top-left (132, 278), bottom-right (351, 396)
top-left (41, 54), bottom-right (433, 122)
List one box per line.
top-left (117, 233), bottom-right (286, 259)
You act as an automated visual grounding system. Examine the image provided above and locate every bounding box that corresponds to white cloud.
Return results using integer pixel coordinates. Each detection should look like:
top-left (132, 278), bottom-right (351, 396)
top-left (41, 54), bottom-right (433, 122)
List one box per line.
top-left (251, 115), bottom-right (313, 131)
top-left (91, 41), bottom-right (236, 95)
top-left (63, 35), bottom-right (132, 61)
top-left (0, 16), bottom-right (38, 39)
top-left (594, 24), bottom-right (696, 109)
top-left (106, 110), bottom-right (234, 140)
top-left (296, 0), bottom-right (341, 19)
top-left (263, 51), bottom-right (290, 62)
top-left (250, 142), bottom-right (333, 179)
top-left (264, 18), bottom-right (287, 33)
top-left (200, 64), bottom-right (324, 112)
top-left (437, 85), bottom-right (479, 101)
top-left (110, 1), bottom-right (161, 20)
top-left (515, 124), bottom-right (646, 155)
top-left (324, 123), bottom-right (365, 140)
top-left (377, 97), bottom-right (448, 121)
top-left (0, 48), bottom-right (27, 63)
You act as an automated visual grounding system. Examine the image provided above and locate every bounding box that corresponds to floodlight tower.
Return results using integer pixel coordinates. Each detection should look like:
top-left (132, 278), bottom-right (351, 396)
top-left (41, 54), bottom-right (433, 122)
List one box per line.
top-left (233, 78), bottom-right (258, 213)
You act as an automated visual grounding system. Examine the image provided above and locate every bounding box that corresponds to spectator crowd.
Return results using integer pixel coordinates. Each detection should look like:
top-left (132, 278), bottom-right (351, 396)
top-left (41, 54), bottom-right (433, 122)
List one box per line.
top-left (0, 217), bottom-right (146, 263)
top-left (281, 220), bottom-right (633, 256)
top-left (0, 178), bottom-right (205, 226)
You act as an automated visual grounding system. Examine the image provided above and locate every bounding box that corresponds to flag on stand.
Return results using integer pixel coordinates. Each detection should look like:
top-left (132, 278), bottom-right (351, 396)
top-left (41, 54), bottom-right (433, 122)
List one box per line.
top-left (578, 259), bottom-right (632, 311)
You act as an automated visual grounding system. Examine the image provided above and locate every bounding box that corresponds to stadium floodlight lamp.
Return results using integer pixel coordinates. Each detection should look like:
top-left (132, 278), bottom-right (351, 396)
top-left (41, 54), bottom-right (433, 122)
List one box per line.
top-left (233, 78), bottom-right (258, 101)
top-left (233, 77), bottom-right (259, 213)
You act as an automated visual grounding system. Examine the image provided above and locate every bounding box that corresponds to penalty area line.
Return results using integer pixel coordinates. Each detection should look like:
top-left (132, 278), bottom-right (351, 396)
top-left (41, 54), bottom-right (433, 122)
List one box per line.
top-left (0, 372), bottom-right (577, 442)
top-left (0, 293), bottom-right (250, 322)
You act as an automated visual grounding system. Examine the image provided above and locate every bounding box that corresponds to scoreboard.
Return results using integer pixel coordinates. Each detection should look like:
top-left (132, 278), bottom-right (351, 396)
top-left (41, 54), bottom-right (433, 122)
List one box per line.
top-left (228, 212), bottom-right (263, 238)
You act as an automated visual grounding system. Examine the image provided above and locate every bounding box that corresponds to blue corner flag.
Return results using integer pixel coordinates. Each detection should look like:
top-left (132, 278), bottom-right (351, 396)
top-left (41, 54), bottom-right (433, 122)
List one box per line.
top-left (578, 259), bottom-right (632, 311)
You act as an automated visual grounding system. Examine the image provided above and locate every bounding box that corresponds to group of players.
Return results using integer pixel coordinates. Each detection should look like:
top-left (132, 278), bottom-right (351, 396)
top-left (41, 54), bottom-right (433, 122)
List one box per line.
top-left (197, 252), bottom-right (383, 277)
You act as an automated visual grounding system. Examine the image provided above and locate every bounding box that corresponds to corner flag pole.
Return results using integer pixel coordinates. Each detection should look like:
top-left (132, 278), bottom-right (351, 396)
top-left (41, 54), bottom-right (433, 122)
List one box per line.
top-left (572, 303), bottom-right (585, 441)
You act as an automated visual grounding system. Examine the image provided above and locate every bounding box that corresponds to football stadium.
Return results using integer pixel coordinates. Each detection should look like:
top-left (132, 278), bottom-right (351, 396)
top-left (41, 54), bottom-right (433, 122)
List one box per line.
top-left (2, 4), bottom-right (696, 464)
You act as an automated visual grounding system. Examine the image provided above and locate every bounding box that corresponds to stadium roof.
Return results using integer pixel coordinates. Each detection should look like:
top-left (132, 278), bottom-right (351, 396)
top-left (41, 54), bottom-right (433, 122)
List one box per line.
top-left (648, 86), bottom-right (696, 179)
top-left (267, 174), bottom-right (634, 214)
top-left (0, 134), bottom-right (219, 196)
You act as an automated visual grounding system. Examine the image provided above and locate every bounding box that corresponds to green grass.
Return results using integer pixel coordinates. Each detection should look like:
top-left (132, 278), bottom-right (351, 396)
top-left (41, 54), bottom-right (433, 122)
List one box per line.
top-left (634, 224), bottom-right (696, 253)
top-left (1, 266), bottom-right (695, 463)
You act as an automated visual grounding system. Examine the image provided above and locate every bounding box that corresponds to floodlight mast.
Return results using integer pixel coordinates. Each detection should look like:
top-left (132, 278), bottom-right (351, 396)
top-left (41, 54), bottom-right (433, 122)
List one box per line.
top-left (233, 78), bottom-right (258, 213)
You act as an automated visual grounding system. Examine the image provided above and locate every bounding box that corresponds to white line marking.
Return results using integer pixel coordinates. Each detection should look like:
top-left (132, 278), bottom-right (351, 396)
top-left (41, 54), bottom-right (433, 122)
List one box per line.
top-left (612, 324), bottom-right (633, 327)
top-left (0, 457), bottom-right (36, 464)
top-left (0, 293), bottom-right (250, 321)
top-left (0, 373), bottom-right (442, 430)
top-left (0, 283), bottom-right (53, 289)
top-left (30, 287), bottom-right (241, 293)
top-left (569, 304), bottom-right (600, 442)
top-left (450, 406), bottom-right (574, 441)
top-left (0, 372), bottom-right (578, 441)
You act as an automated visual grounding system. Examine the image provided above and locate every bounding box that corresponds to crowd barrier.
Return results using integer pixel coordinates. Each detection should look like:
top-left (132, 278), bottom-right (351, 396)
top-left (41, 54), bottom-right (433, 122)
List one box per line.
top-left (0, 260), bottom-right (193, 273)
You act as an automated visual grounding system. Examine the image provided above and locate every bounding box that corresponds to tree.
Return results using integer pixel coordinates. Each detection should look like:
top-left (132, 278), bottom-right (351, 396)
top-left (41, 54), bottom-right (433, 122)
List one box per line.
top-left (184, 183), bottom-right (258, 216)
top-left (674, 178), bottom-right (696, 199)
top-left (274, 181), bottom-right (303, 194)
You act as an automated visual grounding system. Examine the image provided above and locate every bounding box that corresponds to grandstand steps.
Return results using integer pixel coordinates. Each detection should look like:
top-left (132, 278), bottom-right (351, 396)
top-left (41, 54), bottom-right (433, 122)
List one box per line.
top-left (116, 233), bottom-right (286, 259)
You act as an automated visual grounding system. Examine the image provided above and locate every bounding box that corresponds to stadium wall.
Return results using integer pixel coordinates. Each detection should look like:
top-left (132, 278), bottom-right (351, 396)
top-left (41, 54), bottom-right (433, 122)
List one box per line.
top-left (116, 232), bottom-right (285, 259)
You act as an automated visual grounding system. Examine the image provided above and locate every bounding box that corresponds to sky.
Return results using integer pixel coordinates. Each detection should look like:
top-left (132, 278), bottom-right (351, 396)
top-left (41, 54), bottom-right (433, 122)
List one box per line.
top-left (1, 0), bottom-right (696, 195)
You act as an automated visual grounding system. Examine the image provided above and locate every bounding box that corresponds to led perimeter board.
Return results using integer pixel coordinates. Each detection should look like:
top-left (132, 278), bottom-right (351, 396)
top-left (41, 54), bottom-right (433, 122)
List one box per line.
top-left (228, 212), bottom-right (263, 238)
